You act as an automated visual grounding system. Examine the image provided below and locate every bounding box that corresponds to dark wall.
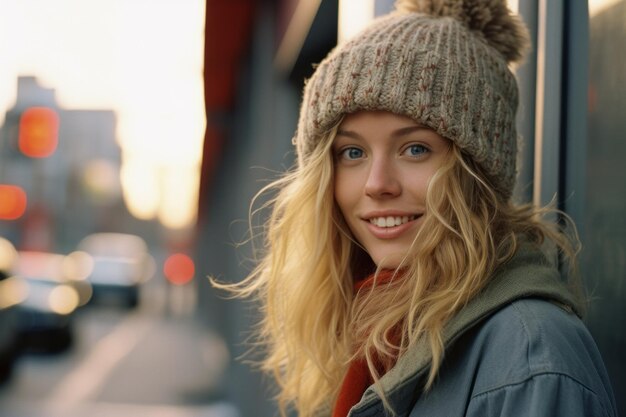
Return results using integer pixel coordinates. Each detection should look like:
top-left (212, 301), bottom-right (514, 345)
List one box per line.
top-left (195, 3), bottom-right (301, 416)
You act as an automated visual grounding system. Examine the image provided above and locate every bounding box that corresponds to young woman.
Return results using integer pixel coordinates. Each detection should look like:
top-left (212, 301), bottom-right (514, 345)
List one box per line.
top-left (216, 1), bottom-right (618, 416)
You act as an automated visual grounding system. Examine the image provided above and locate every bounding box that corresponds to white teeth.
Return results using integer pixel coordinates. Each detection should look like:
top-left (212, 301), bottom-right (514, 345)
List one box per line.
top-left (370, 215), bottom-right (417, 228)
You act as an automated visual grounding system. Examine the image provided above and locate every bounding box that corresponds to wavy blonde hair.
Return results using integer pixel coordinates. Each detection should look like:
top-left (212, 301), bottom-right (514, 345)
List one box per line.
top-left (214, 124), bottom-right (581, 417)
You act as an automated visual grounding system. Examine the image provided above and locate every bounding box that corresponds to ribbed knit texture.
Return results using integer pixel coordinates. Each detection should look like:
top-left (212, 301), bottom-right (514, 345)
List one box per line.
top-left (295, 10), bottom-right (523, 197)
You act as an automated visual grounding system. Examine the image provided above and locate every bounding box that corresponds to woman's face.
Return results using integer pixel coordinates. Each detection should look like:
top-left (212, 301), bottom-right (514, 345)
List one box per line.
top-left (333, 111), bottom-right (451, 269)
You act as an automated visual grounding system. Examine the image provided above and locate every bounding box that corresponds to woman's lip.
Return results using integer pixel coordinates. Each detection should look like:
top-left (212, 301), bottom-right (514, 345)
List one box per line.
top-left (362, 211), bottom-right (419, 219)
top-left (363, 215), bottom-right (421, 239)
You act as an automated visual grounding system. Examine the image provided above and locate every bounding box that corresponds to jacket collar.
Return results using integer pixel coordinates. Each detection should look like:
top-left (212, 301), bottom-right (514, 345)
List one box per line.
top-left (350, 242), bottom-right (581, 416)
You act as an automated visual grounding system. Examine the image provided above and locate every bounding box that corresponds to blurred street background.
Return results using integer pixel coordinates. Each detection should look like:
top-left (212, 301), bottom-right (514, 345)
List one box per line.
top-left (1, 1), bottom-right (625, 417)
top-left (0, 280), bottom-right (235, 417)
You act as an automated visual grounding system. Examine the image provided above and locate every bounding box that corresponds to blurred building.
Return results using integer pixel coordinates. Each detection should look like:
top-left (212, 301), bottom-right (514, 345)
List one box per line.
top-left (0, 76), bottom-right (132, 252)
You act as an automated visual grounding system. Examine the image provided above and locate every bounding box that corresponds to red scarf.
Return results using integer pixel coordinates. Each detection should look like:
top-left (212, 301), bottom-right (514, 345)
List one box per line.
top-left (332, 270), bottom-right (401, 417)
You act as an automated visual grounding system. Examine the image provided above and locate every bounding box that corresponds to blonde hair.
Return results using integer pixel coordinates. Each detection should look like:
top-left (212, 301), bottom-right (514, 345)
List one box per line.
top-left (213, 126), bottom-right (581, 417)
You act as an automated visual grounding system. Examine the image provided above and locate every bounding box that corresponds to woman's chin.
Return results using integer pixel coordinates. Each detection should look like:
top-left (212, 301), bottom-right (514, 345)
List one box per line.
top-left (373, 254), bottom-right (406, 270)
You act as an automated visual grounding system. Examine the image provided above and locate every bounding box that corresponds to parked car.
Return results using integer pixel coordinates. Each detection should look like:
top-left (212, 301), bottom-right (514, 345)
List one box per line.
top-left (76, 233), bottom-right (155, 308)
top-left (13, 251), bottom-right (92, 352)
top-left (0, 237), bottom-right (23, 382)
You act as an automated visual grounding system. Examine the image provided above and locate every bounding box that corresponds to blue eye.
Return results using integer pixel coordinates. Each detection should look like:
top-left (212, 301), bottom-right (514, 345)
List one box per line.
top-left (340, 147), bottom-right (364, 160)
top-left (404, 144), bottom-right (429, 157)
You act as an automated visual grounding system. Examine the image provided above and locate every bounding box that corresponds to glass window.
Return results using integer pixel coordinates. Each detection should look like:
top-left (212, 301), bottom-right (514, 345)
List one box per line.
top-left (582, 1), bottom-right (626, 414)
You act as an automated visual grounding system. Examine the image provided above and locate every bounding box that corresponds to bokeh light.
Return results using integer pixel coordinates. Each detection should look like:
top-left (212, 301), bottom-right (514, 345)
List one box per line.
top-left (0, 184), bottom-right (28, 220)
top-left (163, 253), bottom-right (195, 286)
top-left (0, 237), bottom-right (18, 271)
top-left (18, 107), bottom-right (59, 158)
top-left (0, 276), bottom-right (29, 309)
top-left (48, 284), bottom-right (80, 315)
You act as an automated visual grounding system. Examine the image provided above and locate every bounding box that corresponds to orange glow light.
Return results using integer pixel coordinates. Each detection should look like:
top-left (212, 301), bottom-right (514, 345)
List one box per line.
top-left (0, 184), bottom-right (27, 220)
top-left (163, 253), bottom-right (195, 286)
top-left (19, 107), bottom-right (60, 158)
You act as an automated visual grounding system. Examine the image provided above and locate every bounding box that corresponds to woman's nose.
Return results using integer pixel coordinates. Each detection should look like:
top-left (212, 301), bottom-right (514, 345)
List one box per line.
top-left (364, 158), bottom-right (401, 198)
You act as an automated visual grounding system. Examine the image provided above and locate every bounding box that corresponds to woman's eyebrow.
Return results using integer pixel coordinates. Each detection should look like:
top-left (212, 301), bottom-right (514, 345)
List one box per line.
top-left (335, 129), bottom-right (362, 140)
top-left (391, 125), bottom-right (430, 137)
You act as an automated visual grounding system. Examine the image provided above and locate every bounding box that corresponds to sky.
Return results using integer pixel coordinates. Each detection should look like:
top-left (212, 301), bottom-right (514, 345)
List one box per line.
top-left (0, 0), bottom-right (206, 230)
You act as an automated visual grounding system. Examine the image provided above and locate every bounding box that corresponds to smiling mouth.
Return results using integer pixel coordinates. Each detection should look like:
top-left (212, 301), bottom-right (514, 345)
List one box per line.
top-left (368, 215), bottom-right (419, 228)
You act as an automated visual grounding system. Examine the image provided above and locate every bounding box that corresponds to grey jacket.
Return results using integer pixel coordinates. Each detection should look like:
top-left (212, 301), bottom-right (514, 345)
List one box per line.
top-left (346, 245), bottom-right (618, 417)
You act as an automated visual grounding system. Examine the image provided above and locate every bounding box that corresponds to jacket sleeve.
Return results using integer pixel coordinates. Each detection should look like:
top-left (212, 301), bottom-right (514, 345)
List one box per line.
top-left (466, 373), bottom-right (615, 417)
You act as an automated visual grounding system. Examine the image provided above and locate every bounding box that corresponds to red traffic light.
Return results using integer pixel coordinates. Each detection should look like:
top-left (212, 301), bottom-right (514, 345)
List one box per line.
top-left (19, 107), bottom-right (59, 158)
top-left (0, 185), bottom-right (27, 220)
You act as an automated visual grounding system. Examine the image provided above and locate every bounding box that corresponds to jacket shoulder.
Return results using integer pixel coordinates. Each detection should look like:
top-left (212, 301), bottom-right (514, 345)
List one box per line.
top-left (408, 299), bottom-right (617, 417)
top-left (463, 299), bottom-right (616, 414)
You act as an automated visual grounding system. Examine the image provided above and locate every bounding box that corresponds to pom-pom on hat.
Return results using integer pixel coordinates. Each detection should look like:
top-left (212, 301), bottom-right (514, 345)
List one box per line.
top-left (293, 0), bottom-right (530, 197)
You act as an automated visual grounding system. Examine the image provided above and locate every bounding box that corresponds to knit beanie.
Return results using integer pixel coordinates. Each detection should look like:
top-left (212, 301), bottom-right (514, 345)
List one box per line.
top-left (293, 0), bottom-right (530, 198)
